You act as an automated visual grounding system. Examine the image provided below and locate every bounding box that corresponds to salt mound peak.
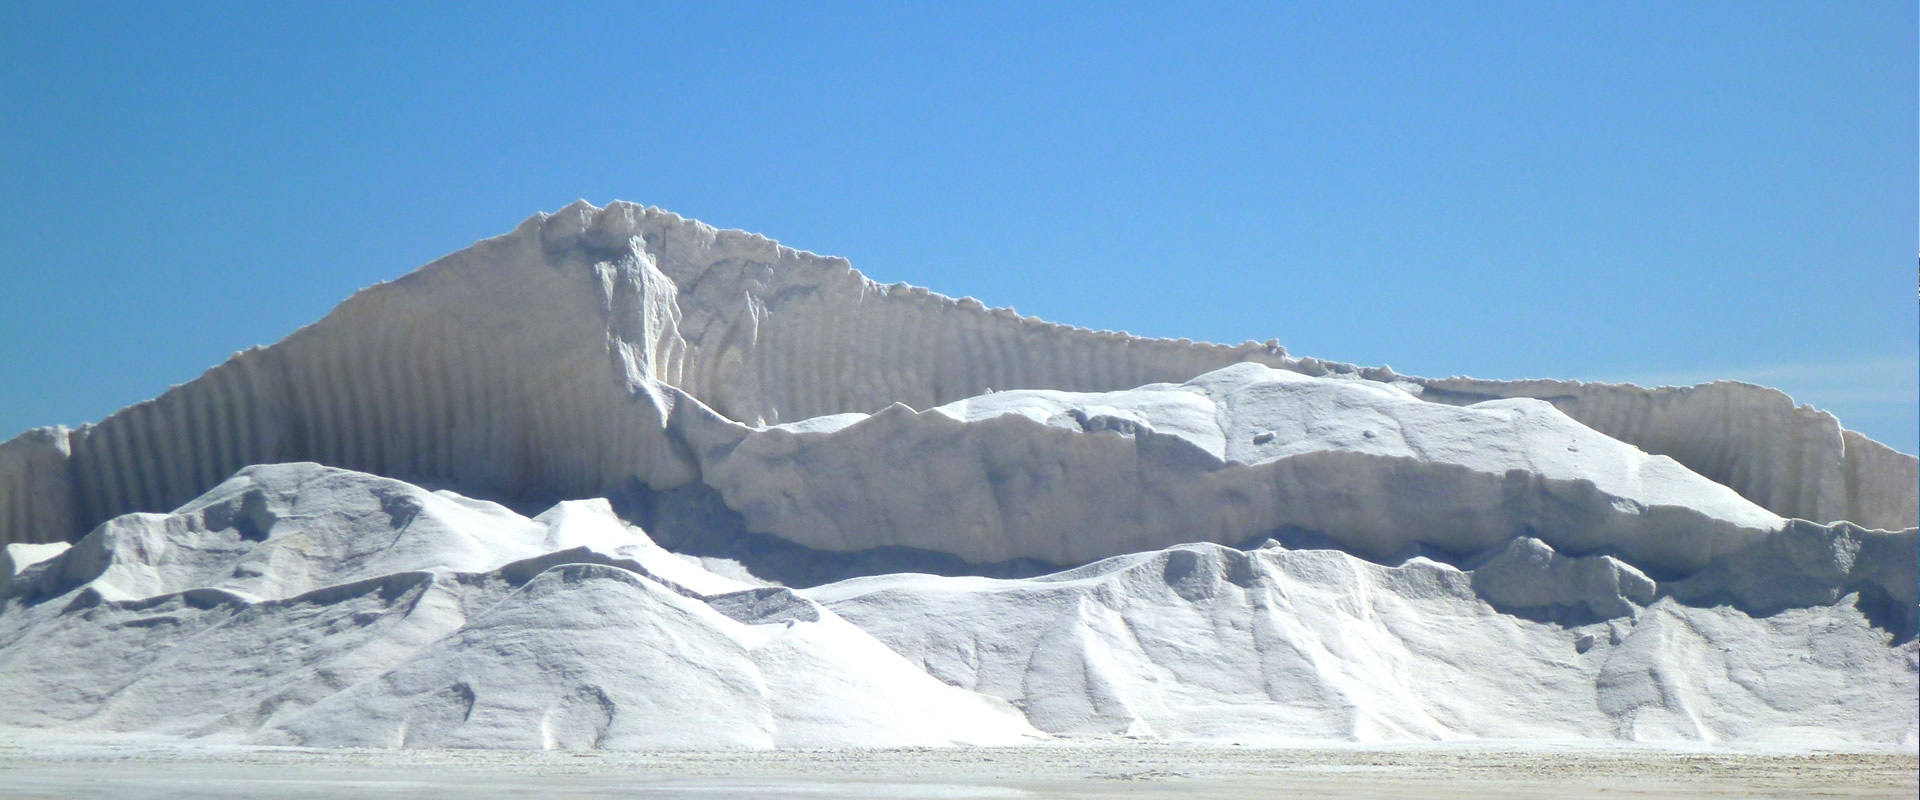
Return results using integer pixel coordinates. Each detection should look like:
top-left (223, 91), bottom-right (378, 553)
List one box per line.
top-left (11, 462), bottom-right (570, 605)
top-left (0, 201), bottom-right (1912, 555)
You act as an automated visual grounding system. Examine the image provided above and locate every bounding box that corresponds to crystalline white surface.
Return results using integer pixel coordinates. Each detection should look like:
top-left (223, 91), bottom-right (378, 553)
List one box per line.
top-left (0, 202), bottom-right (1911, 750)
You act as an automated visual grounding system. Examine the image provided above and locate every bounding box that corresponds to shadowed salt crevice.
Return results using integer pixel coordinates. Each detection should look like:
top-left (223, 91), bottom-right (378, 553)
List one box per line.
top-left (605, 482), bottom-right (1058, 589)
top-left (1463, 537), bottom-right (1657, 624)
top-left (1660, 522), bottom-right (1919, 642)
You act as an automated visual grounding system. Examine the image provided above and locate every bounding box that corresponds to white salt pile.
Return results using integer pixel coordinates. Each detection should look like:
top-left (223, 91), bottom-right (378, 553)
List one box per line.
top-left (0, 201), bottom-right (1911, 750)
top-left (0, 464), bottom-right (1038, 748)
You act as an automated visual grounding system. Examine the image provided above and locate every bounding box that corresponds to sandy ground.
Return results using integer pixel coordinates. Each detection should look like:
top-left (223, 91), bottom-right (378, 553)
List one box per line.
top-left (0, 736), bottom-right (1913, 799)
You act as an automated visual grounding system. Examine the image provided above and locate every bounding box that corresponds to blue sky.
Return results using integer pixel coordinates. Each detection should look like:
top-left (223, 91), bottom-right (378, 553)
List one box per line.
top-left (2, 2), bottom-right (1914, 453)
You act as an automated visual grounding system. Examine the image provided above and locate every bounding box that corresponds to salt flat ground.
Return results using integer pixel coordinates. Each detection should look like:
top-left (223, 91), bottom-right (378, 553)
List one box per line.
top-left (0, 737), bottom-right (1913, 799)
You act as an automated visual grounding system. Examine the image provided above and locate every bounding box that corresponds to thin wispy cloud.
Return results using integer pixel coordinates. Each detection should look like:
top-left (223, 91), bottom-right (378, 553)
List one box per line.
top-left (1602, 354), bottom-right (1919, 409)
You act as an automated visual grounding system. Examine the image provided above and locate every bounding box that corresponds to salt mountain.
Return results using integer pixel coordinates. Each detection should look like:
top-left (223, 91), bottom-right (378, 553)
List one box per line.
top-left (0, 201), bottom-right (1912, 749)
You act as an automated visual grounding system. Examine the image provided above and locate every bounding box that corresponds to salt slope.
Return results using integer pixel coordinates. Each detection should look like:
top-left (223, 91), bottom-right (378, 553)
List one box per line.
top-left (1, 201), bottom-right (1912, 550)
top-left (267, 564), bottom-right (1039, 749)
top-left (697, 361), bottom-right (1788, 570)
top-left (807, 541), bottom-right (1919, 746)
top-left (0, 464), bottom-right (1039, 749)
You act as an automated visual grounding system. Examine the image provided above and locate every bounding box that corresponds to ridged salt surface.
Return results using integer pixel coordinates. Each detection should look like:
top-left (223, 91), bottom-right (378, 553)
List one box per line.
top-left (0, 202), bottom-right (1912, 750)
top-left (1, 201), bottom-right (1911, 548)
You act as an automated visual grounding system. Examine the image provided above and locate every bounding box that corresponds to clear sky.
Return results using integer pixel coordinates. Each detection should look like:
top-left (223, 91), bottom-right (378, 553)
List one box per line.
top-left (2, 2), bottom-right (1915, 453)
